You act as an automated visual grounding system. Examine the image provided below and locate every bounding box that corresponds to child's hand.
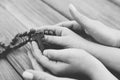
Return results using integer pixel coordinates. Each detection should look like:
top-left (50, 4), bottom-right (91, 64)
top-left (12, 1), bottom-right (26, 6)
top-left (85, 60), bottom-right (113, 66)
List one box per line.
top-left (42, 49), bottom-right (101, 76)
top-left (32, 41), bottom-right (93, 76)
top-left (59, 4), bottom-right (120, 47)
top-left (31, 42), bottom-right (117, 80)
top-left (22, 70), bottom-right (76, 80)
top-left (39, 26), bottom-right (84, 48)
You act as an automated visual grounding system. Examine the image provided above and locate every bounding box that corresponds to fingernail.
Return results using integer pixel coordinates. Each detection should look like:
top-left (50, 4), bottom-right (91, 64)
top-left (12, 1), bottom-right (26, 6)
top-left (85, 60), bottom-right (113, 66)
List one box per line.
top-left (69, 4), bottom-right (77, 11)
top-left (43, 50), bottom-right (48, 56)
top-left (22, 71), bottom-right (34, 79)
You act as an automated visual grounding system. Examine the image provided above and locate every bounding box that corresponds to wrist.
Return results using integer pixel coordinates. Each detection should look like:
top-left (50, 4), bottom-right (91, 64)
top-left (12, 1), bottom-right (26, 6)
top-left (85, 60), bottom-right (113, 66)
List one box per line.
top-left (90, 63), bottom-right (118, 80)
top-left (74, 37), bottom-right (87, 49)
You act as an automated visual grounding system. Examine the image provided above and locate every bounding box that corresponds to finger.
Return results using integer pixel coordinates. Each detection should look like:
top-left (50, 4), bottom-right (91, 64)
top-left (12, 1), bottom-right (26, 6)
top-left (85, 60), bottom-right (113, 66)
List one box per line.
top-left (32, 42), bottom-right (59, 70)
top-left (56, 21), bottom-right (75, 27)
top-left (31, 41), bottom-right (50, 65)
top-left (32, 54), bottom-right (67, 75)
top-left (69, 4), bottom-right (97, 33)
top-left (22, 70), bottom-right (34, 80)
top-left (69, 4), bottom-right (100, 38)
top-left (38, 26), bottom-right (63, 36)
top-left (32, 43), bottom-right (68, 73)
top-left (27, 50), bottom-right (43, 71)
top-left (69, 4), bottom-right (94, 29)
top-left (32, 41), bottom-right (68, 73)
top-left (56, 21), bottom-right (82, 31)
top-left (23, 70), bottom-right (56, 80)
top-left (43, 49), bottom-right (69, 62)
top-left (32, 41), bottom-right (41, 53)
top-left (44, 35), bottom-right (64, 45)
top-left (31, 41), bottom-right (48, 70)
top-left (32, 41), bottom-right (42, 56)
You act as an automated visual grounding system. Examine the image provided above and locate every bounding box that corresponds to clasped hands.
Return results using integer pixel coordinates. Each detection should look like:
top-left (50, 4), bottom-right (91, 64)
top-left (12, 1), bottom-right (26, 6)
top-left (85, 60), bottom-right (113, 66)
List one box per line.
top-left (22, 4), bottom-right (120, 80)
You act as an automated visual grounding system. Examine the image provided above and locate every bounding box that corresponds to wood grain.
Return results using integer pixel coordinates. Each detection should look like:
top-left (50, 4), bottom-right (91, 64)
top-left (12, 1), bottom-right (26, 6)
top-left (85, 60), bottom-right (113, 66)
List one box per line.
top-left (0, 0), bottom-right (120, 80)
top-left (0, 0), bottom-right (67, 29)
top-left (0, 59), bottom-right (23, 80)
top-left (0, 0), bottom-right (67, 80)
top-left (0, 6), bottom-right (30, 79)
top-left (42, 0), bottom-right (120, 29)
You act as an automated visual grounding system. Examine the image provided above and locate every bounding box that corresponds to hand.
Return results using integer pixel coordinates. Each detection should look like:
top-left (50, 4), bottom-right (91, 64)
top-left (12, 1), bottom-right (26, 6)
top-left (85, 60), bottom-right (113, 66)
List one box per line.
top-left (52, 4), bottom-right (120, 74)
top-left (23, 45), bottom-right (76, 80)
top-left (31, 41), bottom-right (94, 76)
top-left (59, 4), bottom-right (120, 47)
top-left (31, 41), bottom-right (117, 80)
top-left (22, 70), bottom-right (76, 80)
top-left (38, 25), bottom-right (84, 48)
top-left (56, 20), bottom-right (82, 34)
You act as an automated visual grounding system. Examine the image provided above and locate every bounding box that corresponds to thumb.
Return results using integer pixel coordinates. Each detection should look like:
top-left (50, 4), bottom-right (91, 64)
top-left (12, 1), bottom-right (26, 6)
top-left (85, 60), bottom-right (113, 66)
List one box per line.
top-left (22, 70), bottom-right (56, 80)
top-left (69, 4), bottom-right (94, 29)
top-left (56, 21), bottom-right (82, 34)
top-left (69, 4), bottom-right (100, 34)
top-left (43, 49), bottom-right (68, 62)
top-left (69, 4), bottom-right (97, 37)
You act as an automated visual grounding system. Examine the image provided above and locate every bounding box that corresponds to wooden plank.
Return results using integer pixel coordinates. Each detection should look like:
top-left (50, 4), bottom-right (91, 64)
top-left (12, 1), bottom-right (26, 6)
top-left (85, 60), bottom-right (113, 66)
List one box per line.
top-left (0, 0), bottom-right (68, 70)
top-left (0, 0), bottom-right (67, 29)
top-left (0, 0), bottom-right (119, 79)
top-left (0, 59), bottom-right (23, 80)
top-left (42, 0), bottom-right (120, 29)
top-left (0, 6), bottom-right (30, 79)
top-left (0, 0), bottom-right (68, 79)
top-left (7, 47), bottom-right (33, 75)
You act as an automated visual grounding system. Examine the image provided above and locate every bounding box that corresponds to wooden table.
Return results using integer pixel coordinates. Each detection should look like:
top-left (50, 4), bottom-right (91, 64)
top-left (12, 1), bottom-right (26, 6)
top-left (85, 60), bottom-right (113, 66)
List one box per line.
top-left (0, 0), bottom-right (120, 80)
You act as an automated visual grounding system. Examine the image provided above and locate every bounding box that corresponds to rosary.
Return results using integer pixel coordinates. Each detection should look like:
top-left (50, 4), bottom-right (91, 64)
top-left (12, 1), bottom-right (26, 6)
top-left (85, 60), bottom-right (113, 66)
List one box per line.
top-left (0, 29), bottom-right (45, 58)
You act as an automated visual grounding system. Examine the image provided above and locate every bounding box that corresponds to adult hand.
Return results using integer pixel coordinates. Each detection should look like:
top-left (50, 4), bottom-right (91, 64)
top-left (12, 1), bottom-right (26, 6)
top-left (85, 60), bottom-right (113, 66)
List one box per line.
top-left (58, 4), bottom-right (120, 47)
top-left (31, 41), bottom-right (117, 80)
top-left (56, 20), bottom-right (95, 41)
top-left (56, 20), bottom-right (82, 34)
